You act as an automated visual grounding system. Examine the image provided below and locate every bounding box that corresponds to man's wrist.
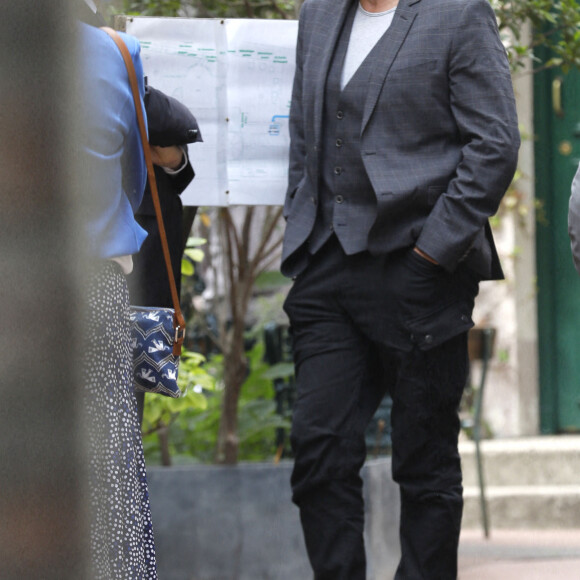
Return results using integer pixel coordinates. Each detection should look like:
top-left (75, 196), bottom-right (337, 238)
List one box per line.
top-left (413, 246), bottom-right (439, 265)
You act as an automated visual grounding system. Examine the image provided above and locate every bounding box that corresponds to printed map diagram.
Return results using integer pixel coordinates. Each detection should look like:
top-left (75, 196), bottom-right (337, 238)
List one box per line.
top-left (127, 17), bottom-right (298, 206)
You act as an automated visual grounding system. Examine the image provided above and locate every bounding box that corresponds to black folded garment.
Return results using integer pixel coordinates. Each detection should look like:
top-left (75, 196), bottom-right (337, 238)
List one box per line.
top-left (144, 84), bottom-right (203, 147)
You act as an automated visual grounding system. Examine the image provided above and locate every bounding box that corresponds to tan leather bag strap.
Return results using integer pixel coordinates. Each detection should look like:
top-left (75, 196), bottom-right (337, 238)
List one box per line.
top-left (101, 26), bottom-right (185, 355)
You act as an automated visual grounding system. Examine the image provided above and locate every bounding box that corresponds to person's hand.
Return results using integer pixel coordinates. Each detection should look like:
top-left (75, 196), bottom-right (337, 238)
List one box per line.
top-left (150, 145), bottom-right (184, 170)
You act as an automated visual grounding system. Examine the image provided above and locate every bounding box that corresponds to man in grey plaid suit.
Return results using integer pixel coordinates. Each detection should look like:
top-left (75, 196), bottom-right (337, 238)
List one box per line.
top-left (282, 0), bottom-right (519, 578)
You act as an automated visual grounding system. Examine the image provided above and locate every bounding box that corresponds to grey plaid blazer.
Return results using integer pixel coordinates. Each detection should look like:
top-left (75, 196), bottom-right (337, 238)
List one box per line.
top-left (281, 0), bottom-right (520, 279)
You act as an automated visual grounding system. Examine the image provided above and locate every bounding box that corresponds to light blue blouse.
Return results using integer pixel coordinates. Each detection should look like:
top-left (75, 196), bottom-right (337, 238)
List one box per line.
top-left (78, 23), bottom-right (148, 260)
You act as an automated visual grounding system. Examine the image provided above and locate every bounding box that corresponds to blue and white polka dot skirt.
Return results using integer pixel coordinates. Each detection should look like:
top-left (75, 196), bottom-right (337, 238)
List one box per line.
top-left (82, 262), bottom-right (157, 579)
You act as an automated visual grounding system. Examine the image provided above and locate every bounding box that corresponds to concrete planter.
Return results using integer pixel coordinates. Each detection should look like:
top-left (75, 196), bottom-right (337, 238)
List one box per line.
top-left (148, 458), bottom-right (400, 580)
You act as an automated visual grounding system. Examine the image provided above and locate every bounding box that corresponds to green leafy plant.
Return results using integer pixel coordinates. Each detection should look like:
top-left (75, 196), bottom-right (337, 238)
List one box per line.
top-left (491, 0), bottom-right (580, 74)
top-left (183, 338), bottom-right (290, 464)
top-left (222, 338), bottom-right (291, 462)
top-left (119, 0), bottom-right (183, 16)
top-left (142, 337), bottom-right (290, 465)
top-left (116, 0), bottom-right (299, 19)
top-left (181, 236), bottom-right (206, 277)
top-left (142, 350), bottom-right (216, 465)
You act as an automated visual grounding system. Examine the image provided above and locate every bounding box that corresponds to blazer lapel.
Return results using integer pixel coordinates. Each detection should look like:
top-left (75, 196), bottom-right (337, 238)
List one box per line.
top-left (360, 0), bottom-right (421, 134)
top-left (312, 0), bottom-right (354, 146)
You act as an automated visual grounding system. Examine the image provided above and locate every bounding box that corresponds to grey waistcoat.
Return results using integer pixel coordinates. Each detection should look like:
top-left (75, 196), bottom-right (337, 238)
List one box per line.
top-left (308, 4), bottom-right (389, 256)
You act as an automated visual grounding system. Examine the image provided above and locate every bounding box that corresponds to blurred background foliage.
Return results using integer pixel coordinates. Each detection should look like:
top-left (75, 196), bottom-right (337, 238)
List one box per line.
top-left (142, 331), bottom-right (291, 466)
top-left (117, 0), bottom-right (300, 19)
top-left (114, 0), bottom-right (580, 75)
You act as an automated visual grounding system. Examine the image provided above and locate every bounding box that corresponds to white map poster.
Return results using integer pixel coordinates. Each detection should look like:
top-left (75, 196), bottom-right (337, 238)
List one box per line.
top-left (126, 17), bottom-right (298, 206)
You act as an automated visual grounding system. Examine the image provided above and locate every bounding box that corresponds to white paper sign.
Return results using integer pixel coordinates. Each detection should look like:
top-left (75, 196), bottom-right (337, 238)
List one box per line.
top-left (126, 17), bottom-right (298, 206)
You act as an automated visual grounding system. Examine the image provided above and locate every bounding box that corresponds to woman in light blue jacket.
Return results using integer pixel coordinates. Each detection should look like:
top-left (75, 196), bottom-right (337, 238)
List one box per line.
top-left (78, 12), bottom-right (157, 578)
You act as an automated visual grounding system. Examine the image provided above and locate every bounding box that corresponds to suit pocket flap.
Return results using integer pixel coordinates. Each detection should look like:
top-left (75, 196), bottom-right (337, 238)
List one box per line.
top-left (407, 300), bottom-right (474, 351)
top-left (389, 59), bottom-right (438, 76)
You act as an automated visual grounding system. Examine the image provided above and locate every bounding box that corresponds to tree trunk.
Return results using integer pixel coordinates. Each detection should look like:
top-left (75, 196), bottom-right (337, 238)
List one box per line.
top-left (217, 324), bottom-right (249, 464)
top-left (158, 425), bottom-right (172, 467)
top-left (213, 206), bottom-right (285, 464)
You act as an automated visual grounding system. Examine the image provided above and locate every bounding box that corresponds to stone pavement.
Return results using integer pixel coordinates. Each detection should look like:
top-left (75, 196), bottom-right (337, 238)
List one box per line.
top-left (458, 529), bottom-right (580, 580)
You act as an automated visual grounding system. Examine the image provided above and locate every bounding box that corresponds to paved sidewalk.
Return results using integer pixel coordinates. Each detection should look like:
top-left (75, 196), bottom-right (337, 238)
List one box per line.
top-left (458, 529), bottom-right (580, 580)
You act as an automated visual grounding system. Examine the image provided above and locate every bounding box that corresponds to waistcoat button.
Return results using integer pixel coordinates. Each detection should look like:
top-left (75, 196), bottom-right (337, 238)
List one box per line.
top-left (334, 166), bottom-right (342, 175)
top-left (336, 138), bottom-right (343, 147)
top-left (337, 110), bottom-right (344, 119)
top-left (336, 195), bottom-right (344, 204)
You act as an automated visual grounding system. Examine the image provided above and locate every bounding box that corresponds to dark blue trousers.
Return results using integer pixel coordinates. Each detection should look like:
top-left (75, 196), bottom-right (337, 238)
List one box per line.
top-left (283, 236), bottom-right (478, 580)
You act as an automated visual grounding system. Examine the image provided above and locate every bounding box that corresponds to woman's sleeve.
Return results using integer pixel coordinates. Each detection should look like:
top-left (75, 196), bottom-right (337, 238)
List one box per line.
top-left (121, 33), bottom-right (148, 211)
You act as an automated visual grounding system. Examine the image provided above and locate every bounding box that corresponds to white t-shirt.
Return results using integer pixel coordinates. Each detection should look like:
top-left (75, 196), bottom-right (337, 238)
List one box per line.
top-left (341, 3), bottom-right (397, 90)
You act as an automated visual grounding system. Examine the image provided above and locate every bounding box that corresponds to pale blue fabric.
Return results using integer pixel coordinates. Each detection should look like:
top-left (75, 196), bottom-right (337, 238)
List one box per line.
top-left (78, 22), bottom-right (148, 260)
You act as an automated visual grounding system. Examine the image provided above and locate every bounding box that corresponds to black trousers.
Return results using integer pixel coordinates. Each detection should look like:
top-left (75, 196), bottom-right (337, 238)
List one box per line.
top-left (283, 236), bottom-right (479, 580)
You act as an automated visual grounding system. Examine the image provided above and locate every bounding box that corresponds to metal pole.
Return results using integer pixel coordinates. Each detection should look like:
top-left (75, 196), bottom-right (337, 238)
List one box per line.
top-left (0, 1), bottom-right (89, 577)
top-left (473, 328), bottom-right (495, 539)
